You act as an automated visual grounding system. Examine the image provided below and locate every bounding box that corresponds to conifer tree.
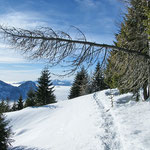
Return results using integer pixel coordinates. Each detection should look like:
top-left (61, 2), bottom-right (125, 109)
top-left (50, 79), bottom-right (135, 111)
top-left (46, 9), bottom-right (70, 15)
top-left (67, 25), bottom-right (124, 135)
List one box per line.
top-left (17, 95), bottom-right (24, 110)
top-left (0, 98), bottom-right (11, 113)
top-left (12, 100), bottom-right (17, 111)
top-left (92, 62), bottom-right (108, 92)
top-left (144, 0), bottom-right (150, 37)
top-left (105, 0), bottom-right (149, 99)
top-left (35, 68), bottom-right (56, 105)
top-left (0, 100), bottom-right (6, 113)
top-left (0, 113), bottom-right (12, 150)
top-left (144, 0), bottom-right (150, 96)
top-left (104, 51), bottom-right (120, 89)
top-left (25, 89), bottom-right (36, 107)
top-left (68, 67), bottom-right (89, 99)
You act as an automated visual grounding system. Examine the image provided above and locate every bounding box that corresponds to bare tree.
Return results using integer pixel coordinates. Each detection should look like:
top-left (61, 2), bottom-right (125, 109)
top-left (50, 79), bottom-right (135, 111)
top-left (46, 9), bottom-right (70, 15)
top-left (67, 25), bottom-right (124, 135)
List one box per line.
top-left (0, 25), bottom-right (149, 75)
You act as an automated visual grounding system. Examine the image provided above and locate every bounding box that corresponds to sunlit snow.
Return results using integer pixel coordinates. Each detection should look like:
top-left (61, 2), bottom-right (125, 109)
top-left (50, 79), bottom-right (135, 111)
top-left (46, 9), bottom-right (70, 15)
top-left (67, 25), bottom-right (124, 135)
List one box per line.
top-left (6, 89), bottom-right (150, 150)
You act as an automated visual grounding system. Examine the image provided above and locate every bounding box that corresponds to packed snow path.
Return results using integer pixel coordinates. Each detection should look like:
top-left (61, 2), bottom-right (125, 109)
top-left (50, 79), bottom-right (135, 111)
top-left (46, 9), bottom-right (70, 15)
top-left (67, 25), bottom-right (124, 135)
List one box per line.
top-left (93, 92), bottom-right (122, 150)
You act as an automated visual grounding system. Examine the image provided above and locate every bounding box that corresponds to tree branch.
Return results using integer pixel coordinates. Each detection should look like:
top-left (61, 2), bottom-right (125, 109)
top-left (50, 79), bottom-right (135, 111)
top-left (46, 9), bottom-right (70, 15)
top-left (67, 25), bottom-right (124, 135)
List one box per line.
top-left (0, 25), bottom-right (149, 75)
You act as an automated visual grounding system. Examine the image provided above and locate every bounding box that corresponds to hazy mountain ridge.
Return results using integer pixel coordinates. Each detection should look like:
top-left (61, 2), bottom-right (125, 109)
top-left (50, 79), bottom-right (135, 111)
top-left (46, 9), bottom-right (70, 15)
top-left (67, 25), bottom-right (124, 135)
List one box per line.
top-left (0, 80), bottom-right (72, 100)
top-left (0, 80), bottom-right (20, 100)
top-left (14, 79), bottom-right (72, 86)
top-left (0, 80), bottom-right (37, 100)
top-left (18, 81), bottom-right (37, 99)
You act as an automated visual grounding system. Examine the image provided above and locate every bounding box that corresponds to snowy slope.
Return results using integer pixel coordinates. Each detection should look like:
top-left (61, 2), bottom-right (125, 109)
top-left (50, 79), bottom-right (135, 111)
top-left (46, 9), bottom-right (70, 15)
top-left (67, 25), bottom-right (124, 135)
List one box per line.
top-left (94, 89), bottom-right (150, 150)
top-left (6, 89), bottom-right (150, 150)
top-left (7, 95), bottom-right (103, 150)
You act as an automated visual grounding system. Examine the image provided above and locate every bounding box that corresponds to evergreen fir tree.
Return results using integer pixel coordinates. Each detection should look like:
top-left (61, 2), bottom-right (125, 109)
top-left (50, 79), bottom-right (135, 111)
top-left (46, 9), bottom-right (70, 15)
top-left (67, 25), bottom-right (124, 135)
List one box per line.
top-left (92, 62), bottom-right (108, 92)
top-left (25, 89), bottom-right (36, 107)
top-left (11, 100), bottom-right (17, 111)
top-left (35, 68), bottom-right (56, 105)
top-left (68, 67), bottom-right (89, 99)
top-left (0, 98), bottom-right (11, 113)
top-left (17, 95), bottom-right (24, 110)
top-left (105, 0), bottom-right (149, 100)
top-left (104, 51), bottom-right (120, 89)
top-left (144, 0), bottom-right (150, 37)
top-left (0, 100), bottom-right (6, 113)
top-left (0, 113), bottom-right (12, 150)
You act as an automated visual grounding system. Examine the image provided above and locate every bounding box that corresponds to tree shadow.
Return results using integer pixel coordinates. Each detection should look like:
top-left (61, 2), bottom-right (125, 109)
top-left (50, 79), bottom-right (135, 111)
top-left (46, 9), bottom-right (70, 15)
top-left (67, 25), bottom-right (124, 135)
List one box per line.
top-left (105, 89), bottom-right (120, 96)
top-left (31, 104), bottom-right (58, 109)
top-left (42, 105), bottom-right (57, 109)
top-left (116, 95), bottom-right (132, 104)
top-left (9, 146), bottom-right (43, 150)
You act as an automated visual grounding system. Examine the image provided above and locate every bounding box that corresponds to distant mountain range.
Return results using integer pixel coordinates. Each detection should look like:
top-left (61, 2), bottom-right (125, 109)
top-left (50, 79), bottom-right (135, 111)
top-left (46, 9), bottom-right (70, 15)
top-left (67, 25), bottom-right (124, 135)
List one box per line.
top-left (0, 80), bottom-right (72, 100)
top-left (14, 79), bottom-right (72, 87)
top-left (0, 80), bottom-right (37, 100)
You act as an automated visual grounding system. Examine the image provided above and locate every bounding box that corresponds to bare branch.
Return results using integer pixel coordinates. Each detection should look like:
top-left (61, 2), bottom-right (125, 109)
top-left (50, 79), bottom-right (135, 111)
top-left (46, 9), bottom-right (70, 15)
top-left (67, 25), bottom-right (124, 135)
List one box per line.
top-left (0, 25), bottom-right (149, 75)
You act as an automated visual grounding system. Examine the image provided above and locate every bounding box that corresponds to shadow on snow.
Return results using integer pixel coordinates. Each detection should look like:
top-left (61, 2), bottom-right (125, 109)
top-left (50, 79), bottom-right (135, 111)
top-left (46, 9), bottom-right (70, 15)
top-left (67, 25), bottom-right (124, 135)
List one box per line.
top-left (9, 146), bottom-right (44, 150)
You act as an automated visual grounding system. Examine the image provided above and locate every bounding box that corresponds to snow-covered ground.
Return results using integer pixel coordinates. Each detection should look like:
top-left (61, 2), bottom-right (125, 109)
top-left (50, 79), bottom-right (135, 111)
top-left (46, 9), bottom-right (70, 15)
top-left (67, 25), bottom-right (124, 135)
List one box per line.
top-left (6, 89), bottom-right (150, 150)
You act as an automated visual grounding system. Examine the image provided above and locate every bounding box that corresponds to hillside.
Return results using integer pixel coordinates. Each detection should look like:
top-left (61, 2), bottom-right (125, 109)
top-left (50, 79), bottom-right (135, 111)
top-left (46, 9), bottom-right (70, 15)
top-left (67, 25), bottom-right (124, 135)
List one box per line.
top-left (6, 89), bottom-right (150, 150)
top-left (0, 80), bottom-right (37, 100)
top-left (0, 80), bottom-right (20, 100)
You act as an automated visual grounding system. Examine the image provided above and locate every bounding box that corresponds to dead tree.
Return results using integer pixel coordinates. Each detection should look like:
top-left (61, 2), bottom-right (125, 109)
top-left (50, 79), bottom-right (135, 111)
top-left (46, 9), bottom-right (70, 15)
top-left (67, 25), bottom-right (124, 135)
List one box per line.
top-left (0, 25), bottom-right (150, 76)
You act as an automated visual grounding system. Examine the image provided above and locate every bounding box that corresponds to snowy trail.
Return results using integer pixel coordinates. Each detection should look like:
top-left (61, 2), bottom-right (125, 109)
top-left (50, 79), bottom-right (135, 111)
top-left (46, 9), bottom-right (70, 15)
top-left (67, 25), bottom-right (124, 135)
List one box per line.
top-left (7, 89), bottom-right (150, 150)
top-left (6, 91), bottom-right (125, 150)
top-left (93, 92), bottom-right (123, 150)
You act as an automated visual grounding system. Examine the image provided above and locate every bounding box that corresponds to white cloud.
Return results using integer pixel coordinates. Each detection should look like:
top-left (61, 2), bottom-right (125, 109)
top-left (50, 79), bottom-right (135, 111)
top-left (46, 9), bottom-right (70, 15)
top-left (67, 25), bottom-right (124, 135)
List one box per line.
top-left (0, 69), bottom-right (41, 82)
top-left (0, 57), bottom-right (24, 63)
top-left (0, 67), bottom-right (74, 82)
top-left (75, 0), bottom-right (101, 9)
top-left (0, 11), bottom-right (49, 64)
top-left (0, 11), bottom-right (48, 29)
top-left (0, 3), bottom-right (118, 82)
top-left (0, 10), bottom-right (72, 64)
top-left (0, 43), bottom-right (27, 63)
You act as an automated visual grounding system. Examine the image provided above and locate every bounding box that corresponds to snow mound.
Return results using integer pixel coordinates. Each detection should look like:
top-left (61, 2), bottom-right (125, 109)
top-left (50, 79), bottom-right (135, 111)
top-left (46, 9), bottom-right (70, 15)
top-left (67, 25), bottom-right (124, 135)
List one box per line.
top-left (6, 89), bottom-right (150, 150)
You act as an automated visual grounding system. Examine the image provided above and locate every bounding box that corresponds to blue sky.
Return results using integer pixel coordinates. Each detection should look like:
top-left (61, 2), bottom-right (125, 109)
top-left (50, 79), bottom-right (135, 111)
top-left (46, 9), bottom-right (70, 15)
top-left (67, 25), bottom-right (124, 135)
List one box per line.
top-left (0, 0), bottom-right (125, 82)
